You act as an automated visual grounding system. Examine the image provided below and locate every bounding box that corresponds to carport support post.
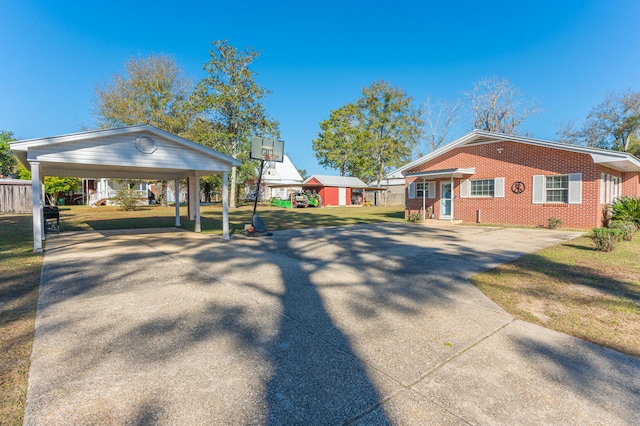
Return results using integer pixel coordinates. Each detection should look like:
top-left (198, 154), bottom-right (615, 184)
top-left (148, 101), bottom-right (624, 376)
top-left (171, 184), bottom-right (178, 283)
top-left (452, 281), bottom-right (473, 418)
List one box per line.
top-left (422, 177), bottom-right (426, 221)
top-left (30, 161), bottom-right (43, 252)
top-left (222, 171), bottom-right (230, 240)
top-left (450, 176), bottom-right (454, 222)
top-left (174, 179), bottom-right (181, 227)
top-left (193, 176), bottom-right (201, 233)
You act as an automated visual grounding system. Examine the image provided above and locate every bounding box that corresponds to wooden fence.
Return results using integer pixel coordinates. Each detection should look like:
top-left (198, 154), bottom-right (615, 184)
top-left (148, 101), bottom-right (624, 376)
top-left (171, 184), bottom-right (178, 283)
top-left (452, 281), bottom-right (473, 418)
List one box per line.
top-left (0, 179), bottom-right (32, 214)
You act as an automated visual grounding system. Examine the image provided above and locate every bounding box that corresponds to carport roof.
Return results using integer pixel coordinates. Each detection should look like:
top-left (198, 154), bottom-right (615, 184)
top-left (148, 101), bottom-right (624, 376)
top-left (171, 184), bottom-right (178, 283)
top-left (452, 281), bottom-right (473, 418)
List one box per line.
top-left (10, 124), bottom-right (241, 180)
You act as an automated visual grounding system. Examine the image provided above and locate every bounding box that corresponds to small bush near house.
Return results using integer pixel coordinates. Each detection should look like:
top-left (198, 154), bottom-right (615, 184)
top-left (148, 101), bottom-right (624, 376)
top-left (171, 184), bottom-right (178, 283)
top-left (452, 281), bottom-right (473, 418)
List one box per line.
top-left (590, 227), bottom-right (622, 252)
top-left (611, 196), bottom-right (640, 226)
top-left (608, 220), bottom-right (638, 242)
top-left (407, 212), bottom-right (422, 222)
top-left (547, 217), bottom-right (563, 229)
top-left (112, 188), bottom-right (143, 211)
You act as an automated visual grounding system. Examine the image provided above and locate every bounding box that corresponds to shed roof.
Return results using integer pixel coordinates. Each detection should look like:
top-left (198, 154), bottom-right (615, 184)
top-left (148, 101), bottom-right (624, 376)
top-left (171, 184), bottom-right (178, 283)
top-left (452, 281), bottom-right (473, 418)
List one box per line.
top-left (303, 175), bottom-right (368, 187)
top-left (10, 124), bottom-right (241, 180)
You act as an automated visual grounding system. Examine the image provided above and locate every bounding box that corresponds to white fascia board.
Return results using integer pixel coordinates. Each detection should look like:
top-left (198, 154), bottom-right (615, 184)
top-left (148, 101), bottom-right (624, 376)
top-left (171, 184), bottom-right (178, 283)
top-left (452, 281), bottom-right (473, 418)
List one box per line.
top-left (11, 125), bottom-right (241, 168)
top-left (405, 167), bottom-right (476, 179)
top-left (397, 131), bottom-right (482, 176)
top-left (397, 129), bottom-right (640, 175)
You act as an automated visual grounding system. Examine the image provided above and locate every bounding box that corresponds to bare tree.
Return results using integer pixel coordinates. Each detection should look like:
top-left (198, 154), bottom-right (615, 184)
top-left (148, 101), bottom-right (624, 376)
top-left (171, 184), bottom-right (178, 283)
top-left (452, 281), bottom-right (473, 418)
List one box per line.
top-left (465, 77), bottom-right (541, 134)
top-left (555, 120), bottom-right (579, 144)
top-left (419, 96), bottom-right (461, 155)
top-left (556, 90), bottom-right (640, 153)
top-left (584, 90), bottom-right (640, 152)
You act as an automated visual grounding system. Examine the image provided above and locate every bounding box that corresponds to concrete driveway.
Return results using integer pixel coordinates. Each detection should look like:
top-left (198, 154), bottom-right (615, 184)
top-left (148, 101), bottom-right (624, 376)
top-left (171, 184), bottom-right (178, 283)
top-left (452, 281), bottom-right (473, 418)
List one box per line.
top-left (25, 223), bottom-right (640, 425)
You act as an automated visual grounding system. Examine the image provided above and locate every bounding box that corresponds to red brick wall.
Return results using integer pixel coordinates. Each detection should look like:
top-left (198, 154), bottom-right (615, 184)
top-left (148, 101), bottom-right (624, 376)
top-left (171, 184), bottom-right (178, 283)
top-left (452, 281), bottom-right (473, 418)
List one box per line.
top-left (622, 172), bottom-right (640, 197)
top-left (404, 141), bottom-right (635, 229)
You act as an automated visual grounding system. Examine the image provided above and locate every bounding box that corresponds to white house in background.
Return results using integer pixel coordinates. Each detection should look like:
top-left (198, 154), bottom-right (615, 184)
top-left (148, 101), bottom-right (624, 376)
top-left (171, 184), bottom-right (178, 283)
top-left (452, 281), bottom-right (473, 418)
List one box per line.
top-left (89, 179), bottom-right (188, 206)
top-left (254, 155), bottom-right (304, 200)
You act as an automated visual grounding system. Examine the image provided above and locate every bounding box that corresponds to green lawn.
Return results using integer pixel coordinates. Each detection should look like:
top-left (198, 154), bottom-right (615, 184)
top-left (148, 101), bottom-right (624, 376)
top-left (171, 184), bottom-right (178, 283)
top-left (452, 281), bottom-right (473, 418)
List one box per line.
top-left (0, 215), bottom-right (42, 426)
top-left (471, 232), bottom-right (640, 357)
top-left (57, 203), bottom-right (408, 233)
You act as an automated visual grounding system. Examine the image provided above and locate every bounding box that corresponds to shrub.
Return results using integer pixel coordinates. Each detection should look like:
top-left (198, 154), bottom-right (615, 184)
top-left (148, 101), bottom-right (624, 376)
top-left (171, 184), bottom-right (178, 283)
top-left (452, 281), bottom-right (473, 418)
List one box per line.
top-left (608, 220), bottom-right (637, 241)
top-left (407, 212), bottom-right (422, 222)
top-left (113, 188), bottom-right (142, 211)
top-left (547, 217), bottom-right (563, 229)
top-left (590, 227), bottom-right (622, 252)
top-left (610, 196), bottom-right (640, 226)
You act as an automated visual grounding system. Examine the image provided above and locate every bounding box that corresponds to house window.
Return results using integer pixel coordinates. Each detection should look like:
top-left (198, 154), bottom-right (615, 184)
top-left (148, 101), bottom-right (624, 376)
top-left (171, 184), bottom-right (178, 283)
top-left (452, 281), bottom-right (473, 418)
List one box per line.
top-left (470, 179), bottom-right (495, 197)
top-left (416, 182), bottom-right (430, 198)
top-left (545, 175), bottom-right (569, 203)
top-left (533, 173), bottom-right (581, 205)
top-left (601, 173), bottom-right (621, 204)
top-left (409, 181), bottom-right (435, 199)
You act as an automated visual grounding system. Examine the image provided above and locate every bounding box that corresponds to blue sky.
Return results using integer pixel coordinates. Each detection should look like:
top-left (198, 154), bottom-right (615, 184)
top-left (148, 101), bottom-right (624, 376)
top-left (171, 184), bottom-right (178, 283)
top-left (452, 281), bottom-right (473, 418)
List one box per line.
top-left (1, 0), bottom-right (639, 175)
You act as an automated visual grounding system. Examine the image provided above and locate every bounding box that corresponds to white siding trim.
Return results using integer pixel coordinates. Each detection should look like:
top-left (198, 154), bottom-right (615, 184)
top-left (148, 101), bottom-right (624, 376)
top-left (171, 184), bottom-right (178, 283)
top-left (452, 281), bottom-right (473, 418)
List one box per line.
top-left (532, 175), bottom-right (545, 204)
top-left (494, 177), bottom-right (505, 198)
top-left (460, 179), bottom-right (470, 198)
top-left (427, 181), bottom-right (436, 199)
top-left (568, 173), bottom-right (582, 204)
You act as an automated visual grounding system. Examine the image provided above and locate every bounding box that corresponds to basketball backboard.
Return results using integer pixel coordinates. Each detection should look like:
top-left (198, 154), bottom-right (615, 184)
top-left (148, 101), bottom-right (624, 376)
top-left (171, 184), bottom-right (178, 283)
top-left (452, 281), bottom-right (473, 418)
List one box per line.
top-left (250, 136), bottom-right (284, 162)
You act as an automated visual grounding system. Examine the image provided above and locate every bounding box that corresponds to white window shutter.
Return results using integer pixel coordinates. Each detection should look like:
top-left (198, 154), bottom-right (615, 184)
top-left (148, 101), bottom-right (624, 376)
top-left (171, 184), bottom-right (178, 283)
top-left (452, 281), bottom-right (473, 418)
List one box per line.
top-left (494, 177), bottom-right (505, 198)
top-left (568, 173), bottom-right (582, 204)
top-left (532, 175), bottom-right (545, 204)
top-left (408, 182), bottom-right (415, 198)
top-left (427, 181), bottom-right (436, 199)
top-left (600, 173), bottom-right (605, 204)
top-left (460, 179), bottom-right (470, 198)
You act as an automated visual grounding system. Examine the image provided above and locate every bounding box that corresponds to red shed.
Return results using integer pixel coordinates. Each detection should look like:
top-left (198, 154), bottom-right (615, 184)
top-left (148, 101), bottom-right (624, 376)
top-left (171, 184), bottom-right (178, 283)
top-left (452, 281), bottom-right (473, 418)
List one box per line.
top-left (302, 175), bottom-right (368, 206)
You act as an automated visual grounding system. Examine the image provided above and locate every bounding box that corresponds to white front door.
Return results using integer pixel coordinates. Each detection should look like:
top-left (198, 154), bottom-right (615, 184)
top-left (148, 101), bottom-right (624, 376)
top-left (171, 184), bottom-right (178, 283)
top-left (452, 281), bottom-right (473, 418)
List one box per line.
top-left (440, 182), bottom-right (452, 219)
top-left (338, 187), bottom-right (347, 205)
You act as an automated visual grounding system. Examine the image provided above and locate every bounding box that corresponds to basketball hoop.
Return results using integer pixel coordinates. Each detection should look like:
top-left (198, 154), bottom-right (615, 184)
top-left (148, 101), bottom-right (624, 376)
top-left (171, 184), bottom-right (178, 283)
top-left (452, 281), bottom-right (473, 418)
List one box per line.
top-left (263, 152), bottom-right (280, 162)
top-left (251, 136), bottom-right (284, 162)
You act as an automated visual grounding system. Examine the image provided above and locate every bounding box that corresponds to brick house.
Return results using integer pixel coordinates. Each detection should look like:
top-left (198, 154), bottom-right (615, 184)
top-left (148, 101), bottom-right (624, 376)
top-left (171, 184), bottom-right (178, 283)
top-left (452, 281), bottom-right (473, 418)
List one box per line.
top-left (396, 130), bottom-right (640, 229)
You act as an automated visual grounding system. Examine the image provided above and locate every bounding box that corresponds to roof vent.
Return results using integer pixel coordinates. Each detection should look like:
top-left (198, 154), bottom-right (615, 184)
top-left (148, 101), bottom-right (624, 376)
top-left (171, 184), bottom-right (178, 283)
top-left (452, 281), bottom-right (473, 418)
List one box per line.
top-left (136, 135), bottom-right (157, 154)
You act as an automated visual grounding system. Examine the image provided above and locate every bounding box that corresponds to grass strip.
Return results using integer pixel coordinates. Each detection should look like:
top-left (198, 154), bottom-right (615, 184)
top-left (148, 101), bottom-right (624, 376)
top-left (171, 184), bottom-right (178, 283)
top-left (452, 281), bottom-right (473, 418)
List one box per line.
top-left (471, 233), bottom-right (640, 357)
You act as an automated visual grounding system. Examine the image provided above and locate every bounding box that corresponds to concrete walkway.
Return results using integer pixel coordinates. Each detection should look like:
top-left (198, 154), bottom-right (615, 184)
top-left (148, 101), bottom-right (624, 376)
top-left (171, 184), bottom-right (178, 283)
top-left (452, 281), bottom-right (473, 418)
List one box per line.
top-left (24, 223), bottom-right (640, 425)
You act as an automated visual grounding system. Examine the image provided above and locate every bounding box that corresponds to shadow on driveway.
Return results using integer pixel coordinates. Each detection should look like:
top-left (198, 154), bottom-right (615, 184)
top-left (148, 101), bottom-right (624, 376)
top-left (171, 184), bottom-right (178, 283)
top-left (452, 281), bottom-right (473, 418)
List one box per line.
top-left (23, 223), bottom-right (639, 425)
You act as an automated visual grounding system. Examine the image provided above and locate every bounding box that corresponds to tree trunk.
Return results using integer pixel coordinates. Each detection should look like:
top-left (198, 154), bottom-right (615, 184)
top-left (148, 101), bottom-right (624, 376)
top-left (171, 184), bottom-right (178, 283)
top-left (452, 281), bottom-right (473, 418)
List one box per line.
top-left (161, 180), bottom-right (168, 207)
top-left (230, 165), bottom-right (237, 208)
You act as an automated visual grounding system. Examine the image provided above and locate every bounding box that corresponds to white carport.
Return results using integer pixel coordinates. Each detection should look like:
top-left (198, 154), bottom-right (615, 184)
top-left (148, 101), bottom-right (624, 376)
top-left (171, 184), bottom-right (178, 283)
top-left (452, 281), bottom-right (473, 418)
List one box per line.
top-left (10, 125), bottom-right (241, 252)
